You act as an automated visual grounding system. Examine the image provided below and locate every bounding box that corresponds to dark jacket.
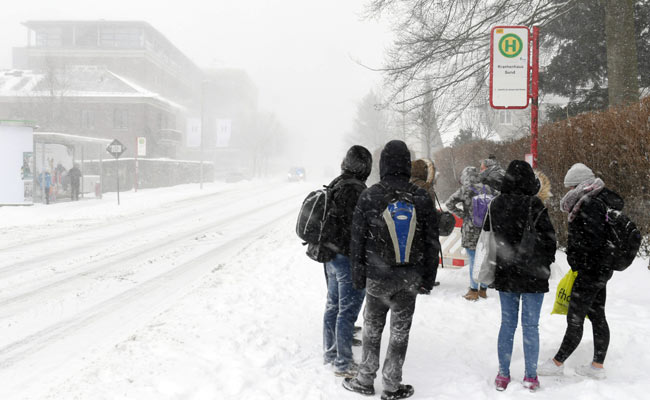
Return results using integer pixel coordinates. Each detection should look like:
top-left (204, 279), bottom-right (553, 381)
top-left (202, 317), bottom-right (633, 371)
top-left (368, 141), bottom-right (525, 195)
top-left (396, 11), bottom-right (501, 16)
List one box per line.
top-left (350, 140), bottom-right (440, 291)
top-left (480, 160), bottom-right (505, 192)
top-left (68, 166), bottom-right (82, 185)
top-left (324, 145), bottom-right (372, 257)
top-left (486, 160), bottom-right (556, 293)
top-left (567, 188), bottom-right (622, 282)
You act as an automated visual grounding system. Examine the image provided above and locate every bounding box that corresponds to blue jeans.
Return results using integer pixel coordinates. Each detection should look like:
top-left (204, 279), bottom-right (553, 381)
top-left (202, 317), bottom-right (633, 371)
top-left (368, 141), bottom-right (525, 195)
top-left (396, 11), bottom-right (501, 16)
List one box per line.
top-left (498, 292), bottom-right (544, 379)
top-left (323, 254), bottom-right (365, 371)
top-left (466, 249), bottom-right (486, 290)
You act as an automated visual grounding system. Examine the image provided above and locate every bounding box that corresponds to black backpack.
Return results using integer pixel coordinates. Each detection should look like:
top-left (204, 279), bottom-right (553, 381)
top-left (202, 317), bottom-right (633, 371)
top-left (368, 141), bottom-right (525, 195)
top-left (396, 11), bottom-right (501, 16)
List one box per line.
top-left (296, 178), bottom-right (362, 262)
top-left (598, 200), bottom-right (641, 271)
top-left (514, 197), bottom-right (551, 279)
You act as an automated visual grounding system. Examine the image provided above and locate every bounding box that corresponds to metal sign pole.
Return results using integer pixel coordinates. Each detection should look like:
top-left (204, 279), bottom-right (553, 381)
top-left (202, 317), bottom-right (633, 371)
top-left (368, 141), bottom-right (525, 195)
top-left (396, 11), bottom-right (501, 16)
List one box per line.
top-left (134, 137), bottom-right (138, 193)
top-left (530, 26), bottom-right (540, 169)
top-left (116, 156), bottom-right (120, 205)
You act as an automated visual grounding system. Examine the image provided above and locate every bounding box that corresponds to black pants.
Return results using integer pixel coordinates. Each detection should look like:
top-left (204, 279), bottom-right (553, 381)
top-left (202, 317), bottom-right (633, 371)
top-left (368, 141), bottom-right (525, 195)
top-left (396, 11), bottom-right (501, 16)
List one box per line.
top-left (554, 274), bottom-right (609, 364)
top-left (357, 279), bottom-right (417, 392)
top-left (71, 184), bottom-right (80, 201)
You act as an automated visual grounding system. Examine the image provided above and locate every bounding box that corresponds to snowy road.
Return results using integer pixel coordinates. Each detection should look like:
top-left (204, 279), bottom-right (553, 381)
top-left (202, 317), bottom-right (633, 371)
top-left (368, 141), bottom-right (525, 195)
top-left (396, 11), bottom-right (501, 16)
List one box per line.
top-left (1, 180), bottom-right (649, 400)
top-left (0, 180), bottom-right (307, 399)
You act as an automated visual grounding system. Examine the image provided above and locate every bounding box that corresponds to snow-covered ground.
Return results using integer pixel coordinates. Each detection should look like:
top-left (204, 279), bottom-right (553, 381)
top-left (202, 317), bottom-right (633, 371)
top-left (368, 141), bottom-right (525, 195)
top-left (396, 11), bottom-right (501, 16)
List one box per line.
top-left (0, 180), bottom-right (648, 399)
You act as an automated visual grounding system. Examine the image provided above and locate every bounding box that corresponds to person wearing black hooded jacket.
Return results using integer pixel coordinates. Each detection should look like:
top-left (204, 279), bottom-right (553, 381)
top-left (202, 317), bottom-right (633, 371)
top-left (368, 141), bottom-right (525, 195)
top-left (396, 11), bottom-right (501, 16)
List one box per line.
top-left (343, 140), bottom-right (439, 400)
top-left (486, 160), bottom-right (556, 391)
top-left (322, 145), bottom-right (373, 378)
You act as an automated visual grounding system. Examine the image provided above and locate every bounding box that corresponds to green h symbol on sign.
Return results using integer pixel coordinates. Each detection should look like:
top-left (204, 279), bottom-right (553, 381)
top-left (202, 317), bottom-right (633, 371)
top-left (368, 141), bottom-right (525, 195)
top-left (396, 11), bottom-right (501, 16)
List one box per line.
top-left (499, 34), bottom-right (523, 58)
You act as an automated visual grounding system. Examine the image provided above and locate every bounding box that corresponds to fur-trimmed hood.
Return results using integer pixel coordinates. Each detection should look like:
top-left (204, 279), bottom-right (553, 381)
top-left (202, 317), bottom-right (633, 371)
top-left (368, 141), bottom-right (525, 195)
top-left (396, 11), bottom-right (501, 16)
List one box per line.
top-left (411, 158), bottom-right (435, 186)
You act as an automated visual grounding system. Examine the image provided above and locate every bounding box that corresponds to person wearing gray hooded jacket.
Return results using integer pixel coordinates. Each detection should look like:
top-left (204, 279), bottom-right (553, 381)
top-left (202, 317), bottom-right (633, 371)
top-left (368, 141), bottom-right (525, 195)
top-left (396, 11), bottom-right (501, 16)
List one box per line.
top-left (445, 166), bottom-right (498, 300)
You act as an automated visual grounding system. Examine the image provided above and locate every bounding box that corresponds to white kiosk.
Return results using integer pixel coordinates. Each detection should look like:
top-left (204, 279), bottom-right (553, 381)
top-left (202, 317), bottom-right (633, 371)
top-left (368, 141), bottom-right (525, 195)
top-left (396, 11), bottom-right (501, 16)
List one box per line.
top-left (0, 121), bottom-right (35, 206)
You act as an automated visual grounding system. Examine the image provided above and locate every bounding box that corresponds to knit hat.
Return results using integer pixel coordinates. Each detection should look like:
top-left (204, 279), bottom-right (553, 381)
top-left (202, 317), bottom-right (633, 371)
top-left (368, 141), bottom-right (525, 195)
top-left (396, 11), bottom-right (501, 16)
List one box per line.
top-left (563, 163), bottom-right (595, 187)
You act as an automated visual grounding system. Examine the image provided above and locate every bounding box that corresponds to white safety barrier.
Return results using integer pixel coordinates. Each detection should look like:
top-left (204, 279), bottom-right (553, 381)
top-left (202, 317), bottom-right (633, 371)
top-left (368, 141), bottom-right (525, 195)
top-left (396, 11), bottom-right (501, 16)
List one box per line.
top-left (439, 214), bottom-right (469, 268)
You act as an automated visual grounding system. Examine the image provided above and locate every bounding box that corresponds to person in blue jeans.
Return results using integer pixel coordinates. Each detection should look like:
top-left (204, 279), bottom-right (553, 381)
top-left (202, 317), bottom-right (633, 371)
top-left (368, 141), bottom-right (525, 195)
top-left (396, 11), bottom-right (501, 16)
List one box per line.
top-left (484, 160), bottom-right (556, 391)
top-left (321, 145), bottom-right (373, 378)
top-left (324, 254), bottom-right (366, 375)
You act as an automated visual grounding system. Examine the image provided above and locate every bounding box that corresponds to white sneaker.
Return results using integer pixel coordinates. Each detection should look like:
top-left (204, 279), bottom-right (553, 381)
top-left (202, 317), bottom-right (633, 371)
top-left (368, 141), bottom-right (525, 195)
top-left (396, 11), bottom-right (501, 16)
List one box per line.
top-left (537, 359), bottom-right (564, 376)
top-left (576, 364), bottom-right (606, 380)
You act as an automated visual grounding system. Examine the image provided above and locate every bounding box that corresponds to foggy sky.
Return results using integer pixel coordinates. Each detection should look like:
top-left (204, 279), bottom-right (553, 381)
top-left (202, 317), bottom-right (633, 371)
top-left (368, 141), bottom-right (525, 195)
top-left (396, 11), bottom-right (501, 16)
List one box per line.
top-left (0, 0), bottom-right (392, 172)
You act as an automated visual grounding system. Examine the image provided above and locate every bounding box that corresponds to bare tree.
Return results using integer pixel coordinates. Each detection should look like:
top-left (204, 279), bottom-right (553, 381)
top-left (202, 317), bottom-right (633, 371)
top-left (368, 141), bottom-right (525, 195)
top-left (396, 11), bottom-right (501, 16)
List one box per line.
top-left (366, 0), bottom-right (639, 111)
top-left (346, 90), bottom-right (393, 152)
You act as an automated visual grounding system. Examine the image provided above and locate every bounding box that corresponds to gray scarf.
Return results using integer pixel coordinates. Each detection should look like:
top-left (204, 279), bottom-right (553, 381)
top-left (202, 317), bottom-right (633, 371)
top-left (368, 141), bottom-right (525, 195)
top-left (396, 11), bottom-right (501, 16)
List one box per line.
top-left (560, 178), bottom-right (605, 222)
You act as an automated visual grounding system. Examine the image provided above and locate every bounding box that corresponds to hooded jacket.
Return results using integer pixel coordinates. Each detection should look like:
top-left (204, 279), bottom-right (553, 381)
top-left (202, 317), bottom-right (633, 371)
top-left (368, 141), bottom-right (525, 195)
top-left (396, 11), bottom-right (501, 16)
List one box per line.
top-left (480, 159), bottom-right (505, 192)
top-left (486, 160), bottom-right (557, 293)
top-left (566, 187), bottom-right (623, 282)
top-left (324, 145), bottom-right (372, 257)
top-left (445, 166), bottom-right (497, 249)
top-left (350, 140), bottom-right (440, 291)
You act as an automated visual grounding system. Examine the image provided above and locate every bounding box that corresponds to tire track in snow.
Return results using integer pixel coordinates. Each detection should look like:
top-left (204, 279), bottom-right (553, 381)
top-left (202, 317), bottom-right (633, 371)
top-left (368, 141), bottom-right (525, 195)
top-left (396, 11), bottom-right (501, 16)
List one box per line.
top-left (0, 181), bottom-right (288, 277)
top-left (0, 191), bottom-right (300, 316)
top-left (0, 181), bottom-right (280, 255)
top-left (0, 195), bottom-right (301, 399)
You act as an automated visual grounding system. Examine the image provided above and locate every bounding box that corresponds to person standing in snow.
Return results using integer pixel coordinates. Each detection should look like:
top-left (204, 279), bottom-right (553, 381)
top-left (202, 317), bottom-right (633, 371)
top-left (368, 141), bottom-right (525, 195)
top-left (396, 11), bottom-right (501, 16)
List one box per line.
top-left (322, 145), bottom-right (373, 378)
top-left (343, 140), bottom-right (439, 400)
top-left (538, 163), bottom-right (621, 380)
top-left (39, 170), bottom-right (53, 204)
top-left (68, 163), bottom-right (82, 201)
top-left (410, 158), bottom-right (449, 287)
top-left (480, 155), bottom-right (505, 192)
top-left (486, 160), bottom-right (556, 391)
top-left (445, 166), bottom-right (497, 300)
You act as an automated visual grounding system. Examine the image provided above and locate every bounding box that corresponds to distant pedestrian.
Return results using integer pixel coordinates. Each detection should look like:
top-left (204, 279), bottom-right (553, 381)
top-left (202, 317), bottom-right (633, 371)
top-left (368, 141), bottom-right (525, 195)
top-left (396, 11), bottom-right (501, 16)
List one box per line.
top-left (68, 164), bottom-right (82, 201)
top-left (445, 166), bottom-right (497, 300)
top-left (486, 160), bottom-right (556, 391)
top-left (480, 155), bottom-right (505, 192)
top-left (322, 145), bottom-right (373, 378)
top-left (39, 170), bottom-right (52, 204)
top-left (343, 140), bottom-right (439, 400)
top-left (538, 163), bottom-right (621, 380)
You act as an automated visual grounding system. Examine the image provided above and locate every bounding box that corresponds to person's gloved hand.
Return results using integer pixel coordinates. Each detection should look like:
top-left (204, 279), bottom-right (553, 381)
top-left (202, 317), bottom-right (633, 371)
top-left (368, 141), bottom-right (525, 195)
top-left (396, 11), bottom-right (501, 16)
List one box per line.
top-left (418, 286), bottom-right (431, 295)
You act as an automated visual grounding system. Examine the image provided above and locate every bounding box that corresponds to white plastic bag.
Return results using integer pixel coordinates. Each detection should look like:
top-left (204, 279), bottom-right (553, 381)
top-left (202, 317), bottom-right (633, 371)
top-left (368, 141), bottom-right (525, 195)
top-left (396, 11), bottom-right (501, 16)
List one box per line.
top-left (472, 206), bottom-right (497, 285)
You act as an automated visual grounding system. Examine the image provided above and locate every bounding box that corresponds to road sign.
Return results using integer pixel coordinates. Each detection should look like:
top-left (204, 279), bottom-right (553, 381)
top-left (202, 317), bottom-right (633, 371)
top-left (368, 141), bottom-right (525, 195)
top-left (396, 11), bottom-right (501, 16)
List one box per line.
top-left (137, 137), bottom-right (146, 157)
top-left (490, 26), bottom-right (530, 109)
top-left (106, 139), bottom-right (126, 158)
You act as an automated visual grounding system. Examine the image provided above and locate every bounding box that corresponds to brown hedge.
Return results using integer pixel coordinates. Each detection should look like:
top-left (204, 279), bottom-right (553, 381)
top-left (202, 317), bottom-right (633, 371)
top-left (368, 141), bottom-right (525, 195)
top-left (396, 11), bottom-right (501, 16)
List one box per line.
top-left (433, 97), bottom-right (650, 254)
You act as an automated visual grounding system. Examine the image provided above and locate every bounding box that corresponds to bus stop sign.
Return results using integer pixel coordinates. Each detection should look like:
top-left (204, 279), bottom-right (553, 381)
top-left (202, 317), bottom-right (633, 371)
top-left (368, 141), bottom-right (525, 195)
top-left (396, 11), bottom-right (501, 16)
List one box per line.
top-left (107, 139), bottom-right (126, 158)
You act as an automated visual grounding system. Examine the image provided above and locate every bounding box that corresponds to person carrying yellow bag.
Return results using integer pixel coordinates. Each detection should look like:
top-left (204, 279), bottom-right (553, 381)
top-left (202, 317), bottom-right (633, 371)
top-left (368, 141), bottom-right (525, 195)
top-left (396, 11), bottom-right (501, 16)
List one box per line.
top-left (551, 269), bottom-right (579, 315)
top-left (538, 163), bottom-right (623, 380)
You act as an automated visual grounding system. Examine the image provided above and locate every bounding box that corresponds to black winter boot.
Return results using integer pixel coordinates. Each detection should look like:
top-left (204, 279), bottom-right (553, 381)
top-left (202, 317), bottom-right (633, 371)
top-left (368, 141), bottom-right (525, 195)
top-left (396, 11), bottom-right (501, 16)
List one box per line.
top-left (342, 377), bottom-right (375, 396)
top-left (381, 384), bottom-right (414, 400)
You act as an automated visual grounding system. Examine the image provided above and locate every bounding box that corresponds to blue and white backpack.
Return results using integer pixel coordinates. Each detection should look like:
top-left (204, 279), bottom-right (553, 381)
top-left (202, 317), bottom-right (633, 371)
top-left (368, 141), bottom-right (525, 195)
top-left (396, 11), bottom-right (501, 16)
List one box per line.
top-left (381, 187), bottom-right (418, 265)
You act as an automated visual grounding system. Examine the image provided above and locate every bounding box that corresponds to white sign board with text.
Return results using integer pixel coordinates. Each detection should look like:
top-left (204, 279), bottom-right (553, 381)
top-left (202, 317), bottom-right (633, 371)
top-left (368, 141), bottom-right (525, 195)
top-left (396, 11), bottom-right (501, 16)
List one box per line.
top-left (137, 137), bottom-right (146, 157)
top-left (186, 118), bottom-right (202, 147)
top-left (215, 119), bottom-right (232, 148)
top-left (490, 26), bottom-right (529, 109)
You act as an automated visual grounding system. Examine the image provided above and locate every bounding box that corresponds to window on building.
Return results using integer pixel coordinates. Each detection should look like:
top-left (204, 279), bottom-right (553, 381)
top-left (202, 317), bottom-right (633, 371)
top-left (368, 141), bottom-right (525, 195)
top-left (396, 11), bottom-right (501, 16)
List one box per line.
top-left (100, 27), bottom-right (143, 48)
top-left (113, 109), bottom-right (129, 130)
top-left (81, 110), bottom-right (95, 129)
top-left (499, 110), bottom-right (513, 125)
top-left (75, 26), bottom-right (98, 47)
top-left (35, 28), bottom-right (63, 47)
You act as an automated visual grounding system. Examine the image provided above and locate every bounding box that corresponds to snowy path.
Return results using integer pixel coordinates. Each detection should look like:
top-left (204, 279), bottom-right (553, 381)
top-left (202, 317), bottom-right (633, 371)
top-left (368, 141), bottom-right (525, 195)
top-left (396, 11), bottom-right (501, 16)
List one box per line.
top-left (0, 180), bottom-right (307, 399)
top-left (1, 181), bottom-right (649, 400)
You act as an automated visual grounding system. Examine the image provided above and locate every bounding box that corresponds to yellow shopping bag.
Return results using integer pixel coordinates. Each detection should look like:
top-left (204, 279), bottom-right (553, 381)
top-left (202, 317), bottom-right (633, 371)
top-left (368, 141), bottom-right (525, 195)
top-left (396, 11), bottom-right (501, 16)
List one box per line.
top-left (551, 270), bottom-right (578, 315)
